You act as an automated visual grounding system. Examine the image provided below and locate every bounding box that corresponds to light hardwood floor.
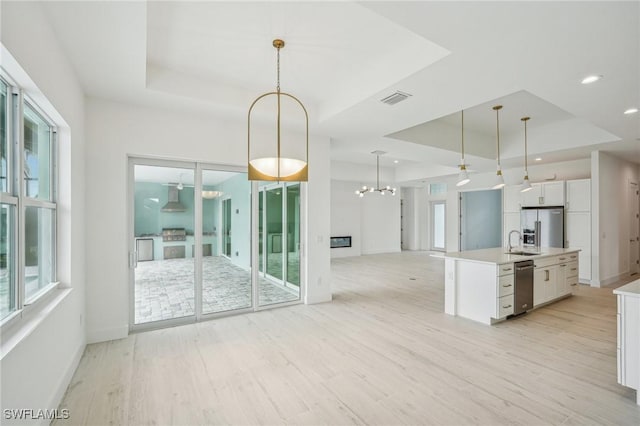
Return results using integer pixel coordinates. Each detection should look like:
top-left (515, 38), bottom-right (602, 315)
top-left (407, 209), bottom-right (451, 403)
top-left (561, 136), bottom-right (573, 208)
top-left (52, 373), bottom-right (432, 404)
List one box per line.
top-left (56, 251), bottom-right (640, 425)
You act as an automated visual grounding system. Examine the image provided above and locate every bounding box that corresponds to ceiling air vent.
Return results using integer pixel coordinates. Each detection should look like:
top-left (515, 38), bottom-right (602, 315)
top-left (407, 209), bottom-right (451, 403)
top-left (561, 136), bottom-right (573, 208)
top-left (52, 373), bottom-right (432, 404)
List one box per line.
top-left (380, 91), bottom-right (412, 105)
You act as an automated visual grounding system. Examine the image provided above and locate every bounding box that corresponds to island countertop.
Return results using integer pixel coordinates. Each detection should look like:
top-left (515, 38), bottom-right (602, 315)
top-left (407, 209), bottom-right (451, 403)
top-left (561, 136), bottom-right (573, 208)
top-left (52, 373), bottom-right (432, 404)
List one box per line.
top-left (443, 247), bottom-right (581, 265)
top-left (613, 279), bottom-right (640, 297)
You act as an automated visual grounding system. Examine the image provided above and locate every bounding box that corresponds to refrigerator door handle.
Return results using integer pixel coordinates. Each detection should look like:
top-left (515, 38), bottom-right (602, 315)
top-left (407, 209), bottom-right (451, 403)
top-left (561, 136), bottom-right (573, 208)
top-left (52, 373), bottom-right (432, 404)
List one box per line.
top-left (535, 221), bottom-right (541, 247)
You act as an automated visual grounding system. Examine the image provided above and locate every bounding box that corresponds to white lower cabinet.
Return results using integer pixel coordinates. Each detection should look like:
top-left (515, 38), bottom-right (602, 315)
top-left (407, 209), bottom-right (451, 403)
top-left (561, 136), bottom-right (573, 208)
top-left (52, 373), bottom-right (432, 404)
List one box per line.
top-left (496, 265), bottom-right (514, 319)
top-left (534, 254), bottom-right (574, 306)
top-left (613, 280), bottom-right (640, 405)
top-left (498, 294), bottom-right (514, 318)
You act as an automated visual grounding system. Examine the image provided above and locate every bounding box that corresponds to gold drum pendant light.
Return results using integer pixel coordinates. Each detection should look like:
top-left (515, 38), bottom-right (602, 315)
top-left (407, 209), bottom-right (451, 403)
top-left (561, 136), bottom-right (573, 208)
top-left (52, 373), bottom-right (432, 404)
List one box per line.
top-left (520, 116), bottom-right (533, 192)
top-left (456, 109), bottom-right (470, 187)
top-left (248, 39), bottom-right (309, 181)
top-left (492, 105), bottom-right (505, 189)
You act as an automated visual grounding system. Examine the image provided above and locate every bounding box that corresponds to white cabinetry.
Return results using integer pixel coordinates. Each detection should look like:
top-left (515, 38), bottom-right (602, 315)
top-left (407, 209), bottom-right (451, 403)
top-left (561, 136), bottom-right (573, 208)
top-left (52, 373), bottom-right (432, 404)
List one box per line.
top-left (614, 280), bottom-right (640, 405)
top-left (496, 263), bottom-right (514, 319)
top-left (522, 181), bottom-right (565, 207)
top-left (566, 179), bottom-right (591, 212)
top-left (503, 186), bottom-right (523, 212)
top-left (503, 187), bottom-right (522, 247)
top-left (566, 179), bottom-right (591, 284)
top-left (533, 254), bottom-right (575, 306)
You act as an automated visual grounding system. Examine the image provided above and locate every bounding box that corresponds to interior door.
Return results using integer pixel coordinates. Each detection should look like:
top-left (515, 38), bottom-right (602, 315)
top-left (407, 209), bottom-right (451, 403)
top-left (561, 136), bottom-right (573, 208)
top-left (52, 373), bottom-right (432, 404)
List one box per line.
top-left (431, 201), bottom-right (446, 251)
top-left (630, 182), bottom-right (639, 275)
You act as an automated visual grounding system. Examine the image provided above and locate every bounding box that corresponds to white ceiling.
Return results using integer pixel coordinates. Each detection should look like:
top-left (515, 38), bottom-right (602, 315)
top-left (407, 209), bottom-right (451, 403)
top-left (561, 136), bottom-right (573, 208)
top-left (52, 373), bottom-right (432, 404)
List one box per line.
top-left (41, 1), bottom-right (640, 183)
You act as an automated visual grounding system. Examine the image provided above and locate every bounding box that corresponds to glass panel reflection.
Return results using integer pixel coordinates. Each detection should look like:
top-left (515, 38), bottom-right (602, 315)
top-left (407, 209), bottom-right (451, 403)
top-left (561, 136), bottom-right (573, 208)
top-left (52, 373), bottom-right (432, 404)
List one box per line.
top-left (24, 206), bottom-right (55, 300)
top-left (0, 204), bottom-right (16, 319)
top-left (1, 80), bottom-right (8, 193)
top-left (24, 103), bottom-right (52, 200)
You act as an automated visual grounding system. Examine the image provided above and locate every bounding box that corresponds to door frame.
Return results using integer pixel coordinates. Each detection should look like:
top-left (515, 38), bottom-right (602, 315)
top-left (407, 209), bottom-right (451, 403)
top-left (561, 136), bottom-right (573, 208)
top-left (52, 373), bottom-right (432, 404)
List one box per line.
top-left (128, 157), bottom-right (198, 333)
top-left (630, 181), bottom-right (639, 276)
top-left (128, 157), bottom-right (261, 333)
top-left (430, 200), bottom-right (446, 251)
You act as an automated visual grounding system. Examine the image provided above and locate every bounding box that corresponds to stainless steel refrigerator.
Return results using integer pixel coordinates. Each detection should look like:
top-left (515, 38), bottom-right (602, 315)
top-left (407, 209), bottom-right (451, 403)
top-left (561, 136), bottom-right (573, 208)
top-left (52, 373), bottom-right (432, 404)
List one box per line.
top-left (521, 206), bottom-right (564, 248)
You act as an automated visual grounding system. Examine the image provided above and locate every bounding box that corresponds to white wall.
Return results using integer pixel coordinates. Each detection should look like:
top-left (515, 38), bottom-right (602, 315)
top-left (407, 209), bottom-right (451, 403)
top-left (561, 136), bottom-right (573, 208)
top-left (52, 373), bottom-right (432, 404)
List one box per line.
top-left (1, 1), bottom-right (86, 424)
top-left (330, 180), bottom-right (362, 258)
top-left (361, 190), bottom-right (401, 254)
top-left (85, 98), bottom-right (331, 342)
top-left (305, 135), bottom-right (331, 303)
top-left (401, 187), bottom-right (423, 250)
top-left (330, 179), bottom-right (401, 257)
top-left (591, 151), bottom-right (640, 286)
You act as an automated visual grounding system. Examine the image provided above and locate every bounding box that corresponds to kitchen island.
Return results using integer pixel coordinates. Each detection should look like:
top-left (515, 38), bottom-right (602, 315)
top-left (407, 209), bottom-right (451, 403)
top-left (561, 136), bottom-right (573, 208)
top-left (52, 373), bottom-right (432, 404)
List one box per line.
top-left (444, 247), bottom-right (580, 325)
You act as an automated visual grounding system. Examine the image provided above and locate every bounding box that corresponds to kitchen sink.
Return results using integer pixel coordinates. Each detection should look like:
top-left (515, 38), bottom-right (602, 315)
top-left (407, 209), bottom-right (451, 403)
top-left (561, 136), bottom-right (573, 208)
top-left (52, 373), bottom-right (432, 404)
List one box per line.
top-left (505, 251), bottom-right (540, 256)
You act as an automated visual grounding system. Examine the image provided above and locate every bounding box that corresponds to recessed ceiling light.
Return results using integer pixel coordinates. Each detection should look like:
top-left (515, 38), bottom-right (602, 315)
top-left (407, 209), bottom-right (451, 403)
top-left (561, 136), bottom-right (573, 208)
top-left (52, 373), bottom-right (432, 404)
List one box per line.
top-left (581, 75), bottom-right (602, 84)
top-left (624, 108), bottom-right (638, 115)
top-left (394, 160), bottom-right (399, 164)
top-left (535, 157), bottom-right (542, 161)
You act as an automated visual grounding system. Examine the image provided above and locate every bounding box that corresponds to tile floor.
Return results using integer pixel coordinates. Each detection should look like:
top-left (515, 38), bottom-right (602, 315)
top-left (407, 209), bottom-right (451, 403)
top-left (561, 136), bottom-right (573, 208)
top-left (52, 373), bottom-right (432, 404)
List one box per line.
top-left (134, 255), bottom-right (299, 324)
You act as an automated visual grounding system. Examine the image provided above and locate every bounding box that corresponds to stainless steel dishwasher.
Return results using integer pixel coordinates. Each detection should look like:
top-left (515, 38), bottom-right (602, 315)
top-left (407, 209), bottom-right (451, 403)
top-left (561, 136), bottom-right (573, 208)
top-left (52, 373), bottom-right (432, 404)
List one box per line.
top-left (514, 260), bottom-right (534, 315)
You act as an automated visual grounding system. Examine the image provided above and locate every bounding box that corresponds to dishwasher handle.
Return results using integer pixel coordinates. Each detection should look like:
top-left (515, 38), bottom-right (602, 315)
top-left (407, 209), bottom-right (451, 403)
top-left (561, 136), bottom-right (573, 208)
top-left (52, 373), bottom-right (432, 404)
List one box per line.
top-left (516, 265), bottom-right (534, 271)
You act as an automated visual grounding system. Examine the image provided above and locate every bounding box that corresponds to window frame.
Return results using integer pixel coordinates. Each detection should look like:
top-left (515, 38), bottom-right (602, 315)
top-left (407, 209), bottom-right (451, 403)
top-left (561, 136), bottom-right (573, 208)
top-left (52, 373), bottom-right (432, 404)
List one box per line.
top-left (0, 72), bottom-right (58, 326)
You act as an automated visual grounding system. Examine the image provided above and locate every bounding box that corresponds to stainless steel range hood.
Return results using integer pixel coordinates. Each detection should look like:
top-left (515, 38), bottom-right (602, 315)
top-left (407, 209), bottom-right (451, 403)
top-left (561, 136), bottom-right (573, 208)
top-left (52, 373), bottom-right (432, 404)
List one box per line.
top-left (161, 185), bottom-right (186, 212)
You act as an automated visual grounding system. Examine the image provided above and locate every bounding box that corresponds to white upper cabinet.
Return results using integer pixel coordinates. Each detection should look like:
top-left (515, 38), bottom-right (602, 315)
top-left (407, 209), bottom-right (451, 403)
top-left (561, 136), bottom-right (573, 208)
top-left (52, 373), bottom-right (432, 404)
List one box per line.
top-left (566, 179), bottom-right (591, 212)
top-left (503, 186), bottom-right (523, 213)
top-left (521, 181), bottom-right (565, 207)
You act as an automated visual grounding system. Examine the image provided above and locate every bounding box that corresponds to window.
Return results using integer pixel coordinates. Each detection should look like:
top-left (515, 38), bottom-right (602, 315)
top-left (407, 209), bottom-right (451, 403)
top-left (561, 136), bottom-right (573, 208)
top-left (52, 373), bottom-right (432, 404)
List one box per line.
top-left (0, 75), bottom-right (57, 322)
top-left (429, 182), bottom-right (447, 195)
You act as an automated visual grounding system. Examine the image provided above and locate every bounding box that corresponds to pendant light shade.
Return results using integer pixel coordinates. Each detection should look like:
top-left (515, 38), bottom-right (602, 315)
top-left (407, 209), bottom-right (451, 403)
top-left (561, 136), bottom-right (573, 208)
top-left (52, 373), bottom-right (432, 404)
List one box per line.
top-left (520, 116), bottom-right (533, 193)
top-left (492, 105), bottom-right (505, 189)
top-left (492, 166), bottom-right (505, 189)
top-left (355, 151), bottom-right (396, 196)
top-left (457, 167), bottom-right (470, 187)
top-left (248, 39), bottom-right (308, 181)
top-left (456, 110), bottom-right (471, 187)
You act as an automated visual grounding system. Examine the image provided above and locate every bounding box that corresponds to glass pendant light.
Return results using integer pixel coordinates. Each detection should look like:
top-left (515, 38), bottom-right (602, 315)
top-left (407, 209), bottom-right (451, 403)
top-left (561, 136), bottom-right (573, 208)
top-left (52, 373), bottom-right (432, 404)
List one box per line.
top-left (520, 116), bottom-right (533, 192)
top-left (248, 39), bottom-right (309, 181)
top-left (492, 105), bottom-right (505, 189)
top-left (456, 110), bottom-right (470, 187)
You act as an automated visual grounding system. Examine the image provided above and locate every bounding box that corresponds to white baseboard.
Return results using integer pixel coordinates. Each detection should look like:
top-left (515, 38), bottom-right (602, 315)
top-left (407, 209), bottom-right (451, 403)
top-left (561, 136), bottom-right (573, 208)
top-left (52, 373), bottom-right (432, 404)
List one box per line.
top-left (361, 248), bottom-right (402, 255)
top-left (45, 339), bottom-right (85, 423)
top-left (87, 324), bottom-right (129, 344)
top-left (593, 272), bottom-right (631, 287)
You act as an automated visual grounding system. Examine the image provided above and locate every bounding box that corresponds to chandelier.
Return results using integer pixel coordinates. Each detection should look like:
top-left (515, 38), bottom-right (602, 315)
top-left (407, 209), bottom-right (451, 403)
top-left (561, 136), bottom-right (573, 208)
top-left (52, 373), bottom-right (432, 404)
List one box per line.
top-left (355, 151), bottom-right (396, 197)
top-left (247, 39), bottom-right (308, 181)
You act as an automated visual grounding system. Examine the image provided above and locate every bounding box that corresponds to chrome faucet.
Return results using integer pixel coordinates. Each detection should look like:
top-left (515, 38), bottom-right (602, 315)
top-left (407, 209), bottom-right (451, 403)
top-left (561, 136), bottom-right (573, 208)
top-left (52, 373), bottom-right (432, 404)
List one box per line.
top-left (508, 230), bottom-right (522, 253)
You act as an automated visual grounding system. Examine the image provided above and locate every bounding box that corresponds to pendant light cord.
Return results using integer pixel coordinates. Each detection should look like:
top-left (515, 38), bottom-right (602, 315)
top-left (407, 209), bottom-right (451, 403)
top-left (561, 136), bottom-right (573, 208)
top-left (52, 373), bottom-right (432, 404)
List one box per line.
top-left (276, 44), bottom-right (281, 179)
top-left (495, 107), bottom-right (501, 166)
top-left (276, 44), bottom-right (281, 93)
top-left (461, 110), bottom-right (465, 163)
top-left (376, 155), bottom-right (380, 188)
top-left (523, 118), bottom-right (528, 172)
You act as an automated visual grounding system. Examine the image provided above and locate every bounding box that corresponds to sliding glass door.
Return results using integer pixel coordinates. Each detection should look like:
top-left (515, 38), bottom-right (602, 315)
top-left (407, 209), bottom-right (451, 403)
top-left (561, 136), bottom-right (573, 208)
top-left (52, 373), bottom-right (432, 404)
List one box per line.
top-left (258, 182), bottom-right (300, 306)
top-left (130, 158), bottom-right (303, 331)
top-left (131, 163), bottom-right (196, 326)
top-left (201, 168), bottom-right (252, 315)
